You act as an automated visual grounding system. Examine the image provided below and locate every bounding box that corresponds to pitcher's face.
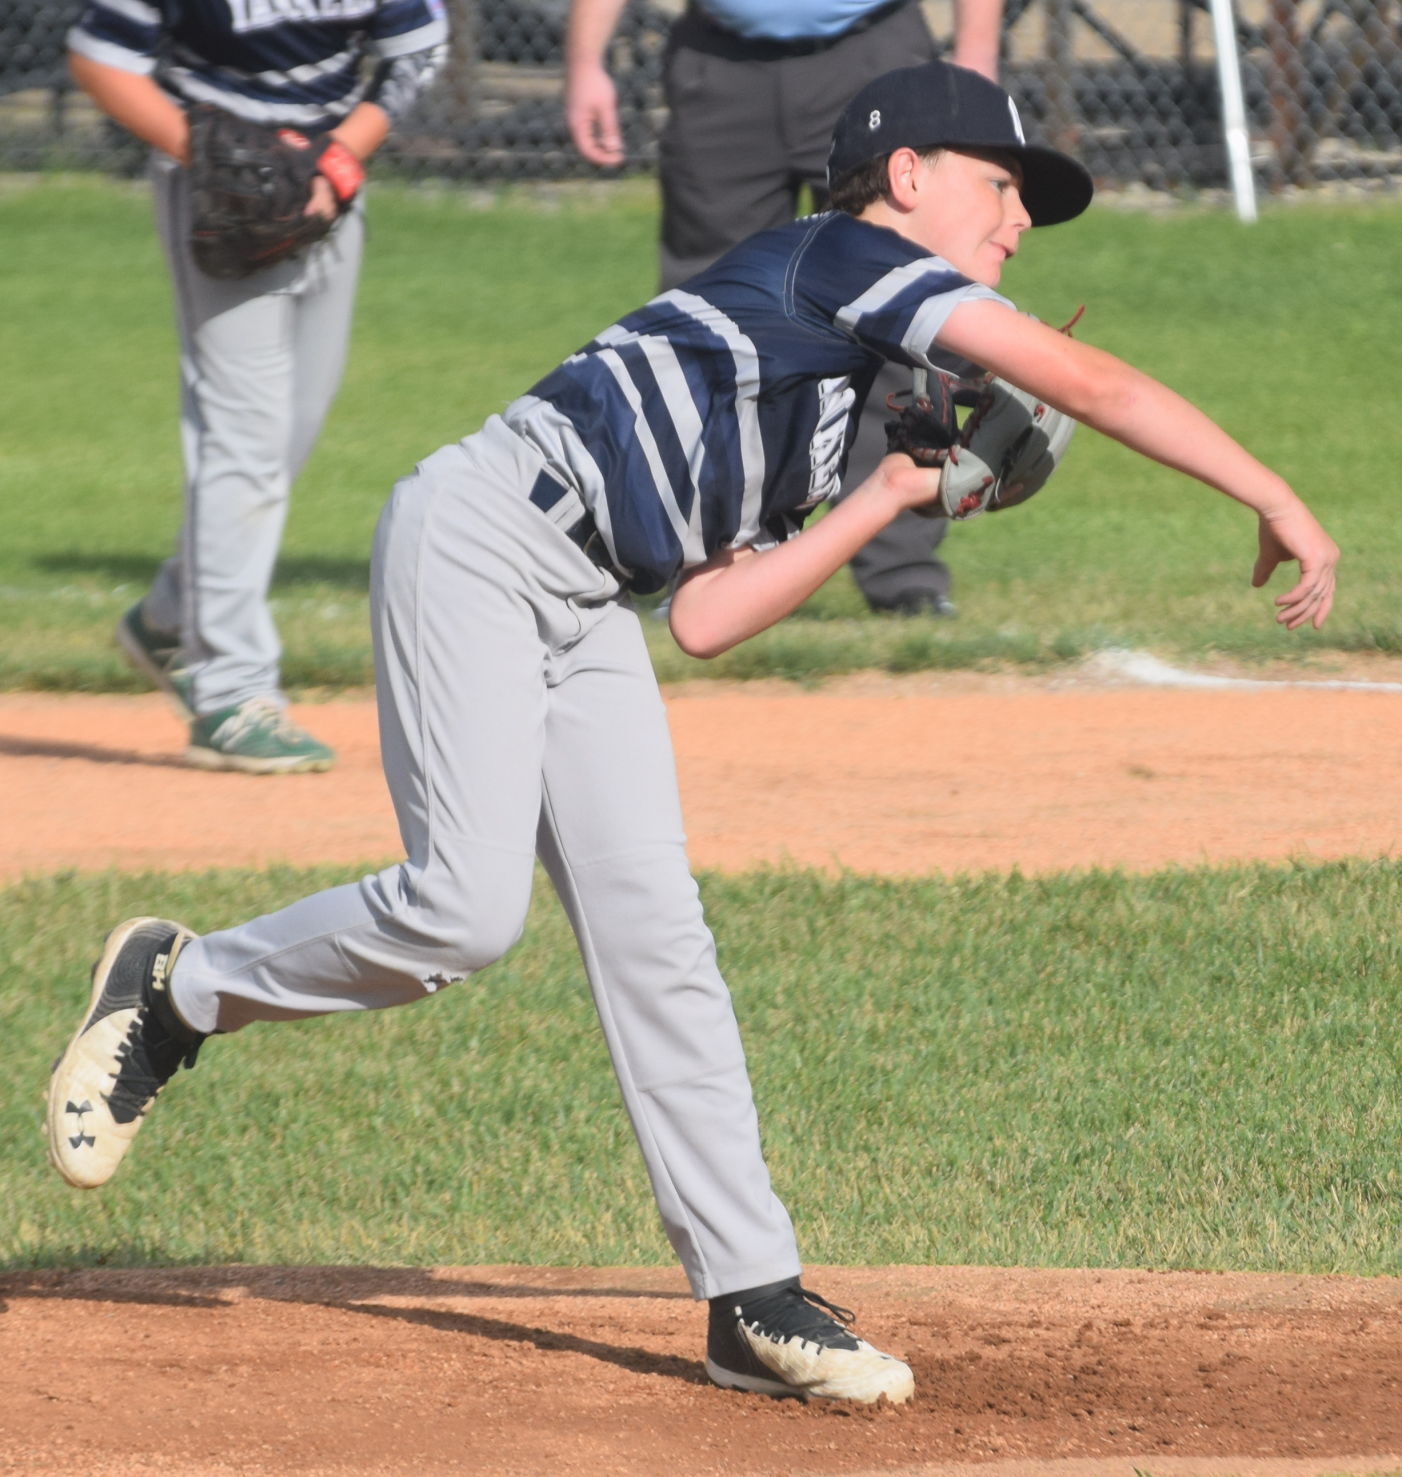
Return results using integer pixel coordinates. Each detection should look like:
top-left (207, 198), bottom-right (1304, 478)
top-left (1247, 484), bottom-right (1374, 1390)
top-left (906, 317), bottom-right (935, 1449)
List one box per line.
top-left (907, 148), bottom-right (1032, 287)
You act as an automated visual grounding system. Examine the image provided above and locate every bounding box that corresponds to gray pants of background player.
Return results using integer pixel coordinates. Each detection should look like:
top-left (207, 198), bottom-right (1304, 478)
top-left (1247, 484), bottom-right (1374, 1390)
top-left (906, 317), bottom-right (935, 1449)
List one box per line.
top-left (659, 0), bottom-right (950, 609)
top-left (168, 416), bottom-right (803, 1299)
top-left (140, 153), bottom-right (364, 717)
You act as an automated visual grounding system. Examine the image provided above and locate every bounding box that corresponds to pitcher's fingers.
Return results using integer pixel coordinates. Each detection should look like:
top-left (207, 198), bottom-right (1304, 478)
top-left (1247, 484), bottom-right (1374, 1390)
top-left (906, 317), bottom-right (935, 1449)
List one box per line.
top-left (1275, 576), bottom-right (1333, 629)
top-left (1274, 589), bottom-right (1316, 628)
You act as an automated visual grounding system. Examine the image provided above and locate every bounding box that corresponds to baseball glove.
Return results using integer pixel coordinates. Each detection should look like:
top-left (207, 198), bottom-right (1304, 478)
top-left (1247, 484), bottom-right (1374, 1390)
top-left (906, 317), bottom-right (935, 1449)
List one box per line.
top-left (884, 310), bottom-right (1083, 520)
top-left (186, 104), bottom-right (365, 280)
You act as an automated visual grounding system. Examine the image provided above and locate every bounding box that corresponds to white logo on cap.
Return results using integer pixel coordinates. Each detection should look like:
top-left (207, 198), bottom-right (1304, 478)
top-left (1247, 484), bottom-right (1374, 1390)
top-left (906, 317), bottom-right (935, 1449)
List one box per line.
top-left (869, 109), bottom-right (882, 130)
top-left (1008, 98), bottom-right (1026, 144)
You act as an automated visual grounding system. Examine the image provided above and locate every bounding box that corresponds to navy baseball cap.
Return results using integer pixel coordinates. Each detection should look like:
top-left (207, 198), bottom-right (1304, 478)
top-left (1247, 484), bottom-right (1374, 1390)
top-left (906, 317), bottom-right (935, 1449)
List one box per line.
top-left (828, 60), bottom-right (1094, 227)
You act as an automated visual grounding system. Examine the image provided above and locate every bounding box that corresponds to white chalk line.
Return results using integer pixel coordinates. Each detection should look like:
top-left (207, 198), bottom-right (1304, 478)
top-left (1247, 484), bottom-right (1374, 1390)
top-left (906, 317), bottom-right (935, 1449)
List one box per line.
top-left (1083, 647), bottom-right (1402, 693)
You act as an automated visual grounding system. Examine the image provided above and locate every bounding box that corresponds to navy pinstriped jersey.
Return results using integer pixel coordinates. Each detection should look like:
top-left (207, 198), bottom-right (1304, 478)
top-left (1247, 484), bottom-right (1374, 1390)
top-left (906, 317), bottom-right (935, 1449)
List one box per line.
top-left (503, 211), bottom-right (1012, 595)
top-left (68, 0), bottom-right (448, 129)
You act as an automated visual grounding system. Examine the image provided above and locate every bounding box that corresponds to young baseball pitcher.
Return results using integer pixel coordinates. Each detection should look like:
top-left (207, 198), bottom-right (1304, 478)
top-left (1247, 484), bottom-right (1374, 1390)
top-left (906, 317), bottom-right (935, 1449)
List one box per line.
top-left (47, 61), bottom-right (1337, 1404)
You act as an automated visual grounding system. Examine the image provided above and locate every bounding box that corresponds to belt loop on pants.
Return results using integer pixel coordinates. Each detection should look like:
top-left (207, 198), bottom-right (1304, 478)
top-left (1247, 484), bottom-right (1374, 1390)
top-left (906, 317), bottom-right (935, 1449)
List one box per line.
top-left (527, 469), bottom-right (617, 575)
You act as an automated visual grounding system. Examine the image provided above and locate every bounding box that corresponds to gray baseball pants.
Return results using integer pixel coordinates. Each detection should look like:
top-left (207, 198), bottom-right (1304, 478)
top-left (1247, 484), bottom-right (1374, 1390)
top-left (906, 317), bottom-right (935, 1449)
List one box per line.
top-left (142, 153), bottom-right (364, 717)
top-left (168, 416), bottom-right (803, 1299)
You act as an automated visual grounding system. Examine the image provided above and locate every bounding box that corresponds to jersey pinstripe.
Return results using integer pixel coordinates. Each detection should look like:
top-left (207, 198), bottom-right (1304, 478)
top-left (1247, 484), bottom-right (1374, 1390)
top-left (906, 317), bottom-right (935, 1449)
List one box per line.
top-left (504, 211), bottom-right (1011, 594)
top-left (68, 0), bottom-right (448, 128)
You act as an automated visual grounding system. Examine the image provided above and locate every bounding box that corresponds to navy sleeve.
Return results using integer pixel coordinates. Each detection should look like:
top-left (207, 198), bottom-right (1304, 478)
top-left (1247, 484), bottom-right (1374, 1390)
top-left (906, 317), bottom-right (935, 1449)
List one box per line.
top-left (795, 214), bottom-right (1014, 372)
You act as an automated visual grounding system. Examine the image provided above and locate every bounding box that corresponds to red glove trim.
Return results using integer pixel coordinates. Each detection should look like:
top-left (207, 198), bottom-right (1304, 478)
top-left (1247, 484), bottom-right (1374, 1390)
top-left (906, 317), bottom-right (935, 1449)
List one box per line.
top-left (316, 140), bottom-right (365, 204)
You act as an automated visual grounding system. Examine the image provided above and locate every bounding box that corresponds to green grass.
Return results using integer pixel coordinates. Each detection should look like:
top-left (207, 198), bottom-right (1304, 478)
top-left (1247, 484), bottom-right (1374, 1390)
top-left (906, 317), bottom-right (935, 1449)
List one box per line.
top-left (8, 859), bottom-right (1401, 1274)
top-left (1, 174), bottom-right (1399, 691)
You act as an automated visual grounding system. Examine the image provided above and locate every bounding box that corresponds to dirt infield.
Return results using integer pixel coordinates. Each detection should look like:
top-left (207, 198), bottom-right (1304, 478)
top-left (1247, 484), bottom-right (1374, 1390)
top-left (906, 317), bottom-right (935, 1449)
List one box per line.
top-left (6, 664), bottom-right (1402, 1475)
top-left (5, 1263), bottom-right (1401, 1477)
top-left (5, 662), bottom-right (1402, 880)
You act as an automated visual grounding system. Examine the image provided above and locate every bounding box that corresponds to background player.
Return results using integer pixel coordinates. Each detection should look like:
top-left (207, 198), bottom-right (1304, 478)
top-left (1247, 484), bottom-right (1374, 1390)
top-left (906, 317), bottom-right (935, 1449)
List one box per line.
top-left (47, 61), bottom-right (1336, 1405)
top-left (67, 0), bottom-right (448, 773)
top-left (565, 0), bottom-right (1005, 618)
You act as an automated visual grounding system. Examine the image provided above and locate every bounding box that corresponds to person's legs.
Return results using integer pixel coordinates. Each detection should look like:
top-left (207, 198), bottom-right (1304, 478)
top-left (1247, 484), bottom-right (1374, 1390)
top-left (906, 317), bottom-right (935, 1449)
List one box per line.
top-left (148, 157), bottom-right (297, 714)
top-left (658, 20), bottom-right (797, 290)
top-left (171, 435), bottom-right (564, 1034)
top-left (141, 162), bottom-right (363, 754)
top-left (68, 417), bottom-right (800, 1269)
top-left (48, 429), bottom-right (563, 1197)
top-left (286, 202), bottom-right (364, 480)
top-left (532, 549), bottom-right (912, 1401)
top-left (534, 599), bottom-right (800, 1299)
top-left (50, 419), bottom-right (915, 1398)
top-left (177, 434), bottom-right (804, 1304)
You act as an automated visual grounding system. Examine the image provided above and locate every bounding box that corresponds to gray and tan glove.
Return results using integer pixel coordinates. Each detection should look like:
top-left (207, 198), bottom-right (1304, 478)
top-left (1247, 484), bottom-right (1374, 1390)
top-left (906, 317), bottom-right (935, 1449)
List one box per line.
top-left (884, 309), bottom-right (1084, 520)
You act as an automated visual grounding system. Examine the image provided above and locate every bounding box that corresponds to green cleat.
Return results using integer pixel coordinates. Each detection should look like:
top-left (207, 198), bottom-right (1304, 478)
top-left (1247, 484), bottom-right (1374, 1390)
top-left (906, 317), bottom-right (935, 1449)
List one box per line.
top-left (187, 697), bottom-right (335, 774)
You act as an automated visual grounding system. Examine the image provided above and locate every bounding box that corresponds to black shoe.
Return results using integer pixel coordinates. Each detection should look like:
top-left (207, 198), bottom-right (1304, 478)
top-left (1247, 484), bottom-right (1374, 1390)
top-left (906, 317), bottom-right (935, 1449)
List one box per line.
top-left (706, 1278), bottom-right (914, 1403)
top-left (46, 917), bottom-right (204, 1189)
top-left (870, 590), bottom-right (958, 618)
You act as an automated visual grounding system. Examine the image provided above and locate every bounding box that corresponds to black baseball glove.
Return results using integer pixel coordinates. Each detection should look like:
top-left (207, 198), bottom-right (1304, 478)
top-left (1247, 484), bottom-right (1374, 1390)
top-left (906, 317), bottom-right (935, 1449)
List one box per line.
top-left (186, 104), bottom-right (365, 280)
top-left (883, 367), bottom-right (966, 467)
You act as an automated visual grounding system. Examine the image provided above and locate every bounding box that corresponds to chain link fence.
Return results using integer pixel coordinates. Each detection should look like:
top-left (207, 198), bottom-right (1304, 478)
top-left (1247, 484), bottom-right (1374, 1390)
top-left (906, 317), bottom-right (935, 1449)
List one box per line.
top-left (2, 1), bottom-right (1400, 200)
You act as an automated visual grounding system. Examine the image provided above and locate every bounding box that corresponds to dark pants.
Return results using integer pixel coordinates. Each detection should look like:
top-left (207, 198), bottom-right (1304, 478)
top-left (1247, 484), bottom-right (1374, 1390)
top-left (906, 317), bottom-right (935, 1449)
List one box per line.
top-left (657, 1), bottom-right (951, 610)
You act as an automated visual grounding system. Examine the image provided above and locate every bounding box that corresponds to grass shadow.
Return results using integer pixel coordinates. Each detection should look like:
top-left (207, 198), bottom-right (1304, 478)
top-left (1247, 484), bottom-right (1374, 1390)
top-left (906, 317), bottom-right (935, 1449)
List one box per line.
top-left (32, 552), bottom-right (372, 591)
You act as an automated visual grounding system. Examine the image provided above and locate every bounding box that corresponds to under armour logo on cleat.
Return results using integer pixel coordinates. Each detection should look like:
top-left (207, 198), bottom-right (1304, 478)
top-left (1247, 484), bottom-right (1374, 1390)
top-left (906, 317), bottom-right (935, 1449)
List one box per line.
top-left (66, 1099), bottom-right (96, 1150)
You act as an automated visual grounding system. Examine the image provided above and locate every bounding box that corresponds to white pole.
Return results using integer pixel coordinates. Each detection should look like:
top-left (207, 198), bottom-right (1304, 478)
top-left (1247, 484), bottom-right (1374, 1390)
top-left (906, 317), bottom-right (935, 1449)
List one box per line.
top-left (1207, 0), bottom-right (1259, 222)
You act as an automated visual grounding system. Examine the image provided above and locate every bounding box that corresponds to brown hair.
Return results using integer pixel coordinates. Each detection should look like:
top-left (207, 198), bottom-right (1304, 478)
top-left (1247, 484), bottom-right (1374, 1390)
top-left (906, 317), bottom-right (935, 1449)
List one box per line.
top-left (830, 146), bottom-right (944, 215)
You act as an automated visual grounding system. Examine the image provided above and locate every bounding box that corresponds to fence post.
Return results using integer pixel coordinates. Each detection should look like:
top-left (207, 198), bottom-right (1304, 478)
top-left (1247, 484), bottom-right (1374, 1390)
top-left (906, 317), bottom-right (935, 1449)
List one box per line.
top-left (443, 0), bottom-right (481, 148)
top-left (1178, 0), bottom-right (1196, 76)
top-left (1263, 0), bottom-right (1314, 186)
top-left (1208, 0), bottom-right (1258, 220)
top-left (1042, 0), bottom-right (1078, 154)
top-left (1352, 0), bottom-right (1402, 145)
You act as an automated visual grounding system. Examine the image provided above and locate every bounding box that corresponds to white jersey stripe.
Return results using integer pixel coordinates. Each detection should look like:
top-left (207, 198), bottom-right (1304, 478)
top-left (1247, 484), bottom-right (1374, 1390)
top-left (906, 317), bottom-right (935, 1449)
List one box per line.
top-left (371, 18), bottom-right (449, 57)
top-left (166, 67), bottom-right (369, 123)
top-left (836, 254), bottom-right (952, 327)
top-left (657, 289), bottom-right (767, 547)
top-left (901, 292), bottom-right (991, 367)
top-left (634, 335), bottom-right (712, 564)
top-left (837, 257), bottom-right (1006, 367)
top-left (67, 31), bottom-right (157, 75)
top-left (70, 0), bottom-right (446, 130)
top-left (597, 349), bottom-right (692, 547)
top-left (807, 376), bottom-right (856, 508)
top-left (167, 43), bottom-right (361, 93)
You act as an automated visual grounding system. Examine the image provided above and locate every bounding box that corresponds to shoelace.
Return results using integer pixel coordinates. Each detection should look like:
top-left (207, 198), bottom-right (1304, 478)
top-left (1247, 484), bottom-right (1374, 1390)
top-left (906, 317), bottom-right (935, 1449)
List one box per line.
top-left (739, 1283), bottom-right (859, 1349)
top-left (215, 697), bottom-right (308, 745)
top-left (106, 1015), bottom-right (202, 1119)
